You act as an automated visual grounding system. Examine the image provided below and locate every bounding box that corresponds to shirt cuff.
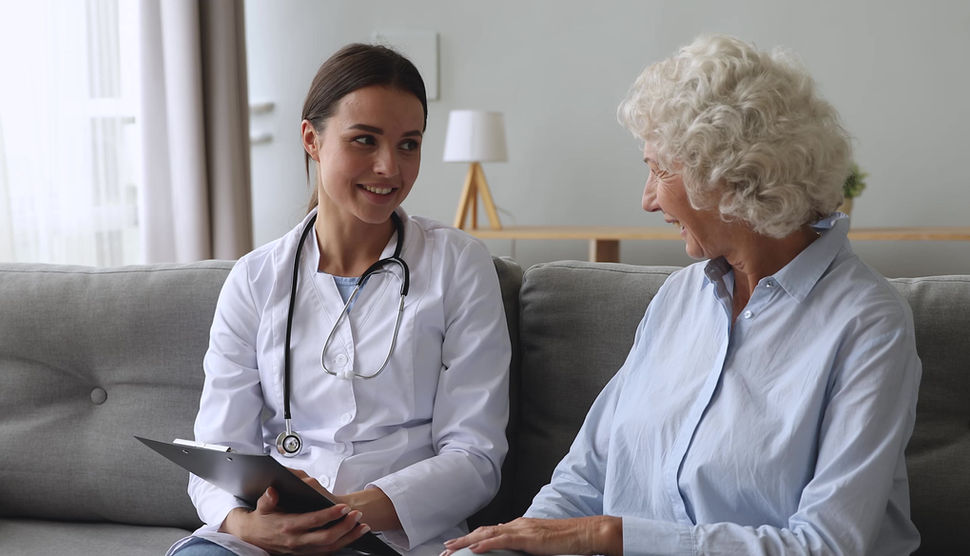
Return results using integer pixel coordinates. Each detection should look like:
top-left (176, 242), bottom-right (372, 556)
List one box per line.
top-left (621, 516), bottom-right (694, 556)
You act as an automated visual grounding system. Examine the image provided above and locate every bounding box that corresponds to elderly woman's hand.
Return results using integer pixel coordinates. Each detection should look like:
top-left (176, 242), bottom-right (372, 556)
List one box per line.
top-left (441, 516), bottom-right (623, 556)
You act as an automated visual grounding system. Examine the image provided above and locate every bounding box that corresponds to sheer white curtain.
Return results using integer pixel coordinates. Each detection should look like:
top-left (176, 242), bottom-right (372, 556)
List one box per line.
top-left (0, 0), bottom-right (141, 265)
top-left (138, 0), bottom-right (252, 262)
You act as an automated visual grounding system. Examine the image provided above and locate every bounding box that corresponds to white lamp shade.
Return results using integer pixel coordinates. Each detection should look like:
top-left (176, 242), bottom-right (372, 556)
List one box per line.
top-left (442, 110), bottom-right (508, 163)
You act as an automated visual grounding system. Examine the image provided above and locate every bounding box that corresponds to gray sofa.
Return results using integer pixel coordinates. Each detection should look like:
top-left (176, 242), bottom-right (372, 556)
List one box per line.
top-left (1, 259), bottom-right (967, 555)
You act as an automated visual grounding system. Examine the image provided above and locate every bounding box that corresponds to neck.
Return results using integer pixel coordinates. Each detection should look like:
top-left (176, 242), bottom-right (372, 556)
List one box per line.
top-left (313, 206), bottom-right (396, 277)
top-left (728, 224), bottom-right (819, 318)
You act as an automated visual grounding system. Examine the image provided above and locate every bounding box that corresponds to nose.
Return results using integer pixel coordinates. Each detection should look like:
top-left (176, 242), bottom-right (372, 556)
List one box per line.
top-left (642, 176), bottom-right (660, 212)
top-left (373, 145), bottom-right (399, 177)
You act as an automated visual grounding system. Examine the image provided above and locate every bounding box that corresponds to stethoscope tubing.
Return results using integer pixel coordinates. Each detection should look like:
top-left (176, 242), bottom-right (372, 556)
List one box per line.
top-left (278, 211), bottom-right (408, 457)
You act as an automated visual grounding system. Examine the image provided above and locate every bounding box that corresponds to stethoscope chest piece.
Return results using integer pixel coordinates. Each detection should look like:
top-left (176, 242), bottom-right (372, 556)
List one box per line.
top-left (276, 420), bottom-right (303, 457)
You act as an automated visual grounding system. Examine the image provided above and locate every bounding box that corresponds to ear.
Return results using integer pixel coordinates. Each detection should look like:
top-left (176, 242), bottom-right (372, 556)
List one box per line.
top-left (301, 120), bottom-right (321, 161)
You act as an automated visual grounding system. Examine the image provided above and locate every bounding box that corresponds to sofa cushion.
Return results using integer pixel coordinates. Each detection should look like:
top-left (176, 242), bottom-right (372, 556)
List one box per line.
top-left (0, 518), bottom-right (190, 555)
top-left (0, 261), bottom-right (233, 530)
top-left (889, 275), bottom-right (970, 556)
top-left (506, 262), bottom-right (969, 556)
top-left (511, 261), bottom-right (678, 515)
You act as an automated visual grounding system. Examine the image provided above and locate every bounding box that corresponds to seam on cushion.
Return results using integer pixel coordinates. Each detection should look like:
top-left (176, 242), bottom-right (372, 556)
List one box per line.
top-left (890, 277), bottom-right (970, 284)
top-left (524, 261), bottom-right (681, 279)
top-left (0, 261), bottom-right (234, 277)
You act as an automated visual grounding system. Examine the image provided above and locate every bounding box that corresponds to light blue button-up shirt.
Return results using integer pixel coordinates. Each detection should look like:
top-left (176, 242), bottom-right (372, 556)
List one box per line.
top-left (525, 215), bottom-right (922, 555)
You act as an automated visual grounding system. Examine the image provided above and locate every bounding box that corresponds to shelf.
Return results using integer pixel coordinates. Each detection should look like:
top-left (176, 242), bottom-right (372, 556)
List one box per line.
top-left (467, 226), bottom-right (970, 263)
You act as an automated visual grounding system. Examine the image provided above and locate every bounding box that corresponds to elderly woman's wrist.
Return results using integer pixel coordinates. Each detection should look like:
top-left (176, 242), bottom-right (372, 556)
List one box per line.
top-left (593, 515), bottom-right (623, 556)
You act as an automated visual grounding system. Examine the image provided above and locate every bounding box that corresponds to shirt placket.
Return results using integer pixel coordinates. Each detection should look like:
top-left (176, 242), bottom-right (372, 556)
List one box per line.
top-left (662, 277), bottom-right (733, 524)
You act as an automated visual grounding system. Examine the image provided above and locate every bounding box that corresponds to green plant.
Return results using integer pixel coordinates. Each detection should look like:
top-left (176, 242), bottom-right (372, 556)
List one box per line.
top-left (843, 163), bottom-right (867, 199)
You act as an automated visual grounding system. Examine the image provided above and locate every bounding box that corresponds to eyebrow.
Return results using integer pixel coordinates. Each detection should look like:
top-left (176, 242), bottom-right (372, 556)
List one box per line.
top-left (349, 124), bottom-right (423, 137)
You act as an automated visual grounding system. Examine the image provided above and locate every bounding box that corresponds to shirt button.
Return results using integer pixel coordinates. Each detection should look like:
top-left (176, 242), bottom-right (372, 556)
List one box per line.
top-left (743, 310), bottom-right (753, 319)
top-left (335, 353), bottom-right (348, 366)
top-left (765, 281), bottom-right (773, 288)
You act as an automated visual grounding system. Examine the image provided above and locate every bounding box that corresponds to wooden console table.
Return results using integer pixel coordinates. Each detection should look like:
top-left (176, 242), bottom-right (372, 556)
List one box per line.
top-left (468, 226), bottom-right (970, 263)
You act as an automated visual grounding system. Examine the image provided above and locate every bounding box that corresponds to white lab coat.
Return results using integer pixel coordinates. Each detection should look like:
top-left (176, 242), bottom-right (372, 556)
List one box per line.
top-left (176, 208), bottom-right (511, 556)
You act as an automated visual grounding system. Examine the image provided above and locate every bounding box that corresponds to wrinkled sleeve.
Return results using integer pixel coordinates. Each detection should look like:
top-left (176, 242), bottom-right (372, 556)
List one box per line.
top-left (369, 239), bottom-right (511, 549)
top-left (187, 260), bottom-right (267, 527)
top-left (524, 314), bottom-right (646, 520)
top-left (622, 312), bottom-right (921, 555)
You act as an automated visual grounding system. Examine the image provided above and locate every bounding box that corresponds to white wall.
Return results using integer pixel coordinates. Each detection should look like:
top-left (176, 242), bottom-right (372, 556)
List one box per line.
top-left (244, 0), bottom-right (970, 277)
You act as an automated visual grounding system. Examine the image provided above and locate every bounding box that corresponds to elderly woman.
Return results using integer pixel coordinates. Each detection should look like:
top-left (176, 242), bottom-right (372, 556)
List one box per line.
top-left (443, 35), bottom-right (921, 555)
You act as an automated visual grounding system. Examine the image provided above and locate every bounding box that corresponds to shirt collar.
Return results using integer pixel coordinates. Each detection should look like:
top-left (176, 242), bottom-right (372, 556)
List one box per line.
top-left (702, 212), bottom-right (850, 302)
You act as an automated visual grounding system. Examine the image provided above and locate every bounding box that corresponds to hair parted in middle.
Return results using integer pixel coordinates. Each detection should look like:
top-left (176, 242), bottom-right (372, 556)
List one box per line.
top-left (618, 34), bottom-right (852, 238)
top-left (301, 43), bottom-right (428, 213)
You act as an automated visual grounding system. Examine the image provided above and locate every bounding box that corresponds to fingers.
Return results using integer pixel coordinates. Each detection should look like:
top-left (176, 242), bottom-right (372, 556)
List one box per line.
top-left (443, 524), bottom-right (506, 553)
top-left (287, 467), bottom-right (309, 479)
top-left (302, 507), bottom-right (371, 552)
top-left (287, 467), bottom-right (335, 499)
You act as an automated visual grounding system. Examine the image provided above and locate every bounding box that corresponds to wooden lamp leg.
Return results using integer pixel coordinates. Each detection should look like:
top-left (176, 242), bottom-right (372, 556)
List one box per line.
top-left (453, 163), bottom-right (477, 229)
top-left (453, 162), bottom-right (503, 230)
top-left (475, 163), bottom-right (503, 229)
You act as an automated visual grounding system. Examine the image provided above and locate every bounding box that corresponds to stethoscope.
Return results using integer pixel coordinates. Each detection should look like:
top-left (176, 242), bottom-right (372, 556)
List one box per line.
top-left (276, 211), bottom-right (410, 458)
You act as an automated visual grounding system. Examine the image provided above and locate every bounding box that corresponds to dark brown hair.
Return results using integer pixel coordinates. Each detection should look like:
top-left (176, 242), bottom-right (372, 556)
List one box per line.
top-left (302, 43), bottom-right (428, 212)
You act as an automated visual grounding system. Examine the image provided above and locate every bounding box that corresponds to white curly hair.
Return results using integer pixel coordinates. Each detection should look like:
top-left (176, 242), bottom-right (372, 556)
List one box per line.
top-left (618, 34), bottom-right (852, 238)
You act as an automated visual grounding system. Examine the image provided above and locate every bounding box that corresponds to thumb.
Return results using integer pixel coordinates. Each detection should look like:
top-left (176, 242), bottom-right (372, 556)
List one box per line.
top-left (255, 487), bottom-right (279, 514)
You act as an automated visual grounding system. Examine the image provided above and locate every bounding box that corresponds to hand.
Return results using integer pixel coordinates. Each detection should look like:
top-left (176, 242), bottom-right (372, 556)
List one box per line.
top-left (288, 467), bottom-right (336, 501)
top-left (442, 516), bottom-right (623, 556)
top-left (220, 487), bottom-right (370, 555)
top-left (288, 468), bottom-right (402, 532)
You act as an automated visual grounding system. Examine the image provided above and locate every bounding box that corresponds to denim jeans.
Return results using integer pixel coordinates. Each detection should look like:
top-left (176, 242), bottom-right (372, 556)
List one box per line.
top-left (170, 537), bottom-right (238, 556)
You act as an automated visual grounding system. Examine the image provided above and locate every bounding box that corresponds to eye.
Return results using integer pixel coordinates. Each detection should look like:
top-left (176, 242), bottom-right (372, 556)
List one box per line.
top-left (352, 135), bottom-right (376, 146)
top-left (399, 139), bottom-right (421, 152)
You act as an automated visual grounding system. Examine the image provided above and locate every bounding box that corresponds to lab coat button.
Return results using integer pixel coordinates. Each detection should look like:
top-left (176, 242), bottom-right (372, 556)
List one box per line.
top-left (335, 354), bottom-right (348, 366)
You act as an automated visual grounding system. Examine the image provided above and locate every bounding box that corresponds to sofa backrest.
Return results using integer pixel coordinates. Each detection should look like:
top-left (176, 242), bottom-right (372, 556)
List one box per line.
top-left (0, 261), bottom-right (234, 530)
top-left (0, 257), bottom-right (523, 533)
top-left (506, 261), bottom-right (678, 517)
top-left (889, 276), bottom-right (970, 555)
top-left (503, 260), bottom-right (970, 556)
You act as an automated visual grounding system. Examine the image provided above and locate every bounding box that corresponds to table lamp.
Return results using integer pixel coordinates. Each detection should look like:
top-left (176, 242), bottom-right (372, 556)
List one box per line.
top-left (443, 110), bottom-right (507, 230)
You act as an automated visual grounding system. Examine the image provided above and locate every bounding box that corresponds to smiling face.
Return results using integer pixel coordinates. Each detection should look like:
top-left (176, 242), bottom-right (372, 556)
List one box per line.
top-left (641, 142), bottom-right (727, 260)
top-left (303, 85), bottom-right (424, 227)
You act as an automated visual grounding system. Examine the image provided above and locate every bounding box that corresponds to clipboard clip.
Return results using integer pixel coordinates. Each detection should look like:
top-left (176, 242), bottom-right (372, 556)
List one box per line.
top-left (173, 438), bottom-right (232, 453)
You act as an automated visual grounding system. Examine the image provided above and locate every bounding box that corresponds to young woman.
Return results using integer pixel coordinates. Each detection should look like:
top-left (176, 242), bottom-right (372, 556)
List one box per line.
top-left (169, 44), bottom-right (511, 556)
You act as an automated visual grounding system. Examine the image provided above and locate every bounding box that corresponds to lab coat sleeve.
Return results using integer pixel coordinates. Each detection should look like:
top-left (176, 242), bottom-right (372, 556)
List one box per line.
top-left (369, 238), bottom-right (511, 549)
top-left (187, 259), bottom-right (268, 527)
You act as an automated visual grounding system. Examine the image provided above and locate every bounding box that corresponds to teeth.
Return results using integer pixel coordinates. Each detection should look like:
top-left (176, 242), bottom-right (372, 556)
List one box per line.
top-left (363, 185), bottom-right (393, 195)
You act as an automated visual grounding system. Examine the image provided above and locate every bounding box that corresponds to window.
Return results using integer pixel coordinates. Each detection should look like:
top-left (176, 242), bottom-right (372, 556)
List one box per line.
top-left (0, 0), bottom-right (141, 265)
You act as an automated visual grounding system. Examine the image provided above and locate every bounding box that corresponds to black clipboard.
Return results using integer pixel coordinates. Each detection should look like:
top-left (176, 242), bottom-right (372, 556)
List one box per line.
top-left (136, 436), bottom-right (399, 556)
